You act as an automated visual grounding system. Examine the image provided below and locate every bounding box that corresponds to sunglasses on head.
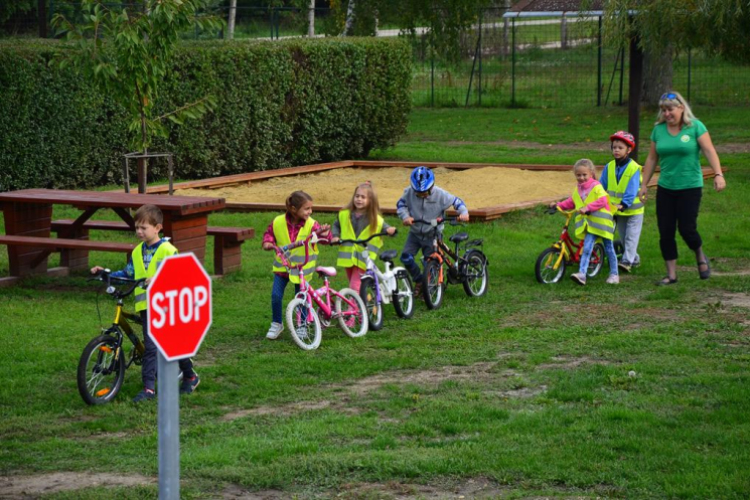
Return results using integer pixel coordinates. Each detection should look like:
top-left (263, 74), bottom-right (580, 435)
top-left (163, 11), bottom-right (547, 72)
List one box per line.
top-left (661, 92), bottom-right (678, 100)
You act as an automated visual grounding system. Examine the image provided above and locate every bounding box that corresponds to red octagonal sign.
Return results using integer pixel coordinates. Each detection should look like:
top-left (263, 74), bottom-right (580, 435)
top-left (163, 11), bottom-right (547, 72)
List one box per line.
top-left (148, 253), bottom-right (212, 361)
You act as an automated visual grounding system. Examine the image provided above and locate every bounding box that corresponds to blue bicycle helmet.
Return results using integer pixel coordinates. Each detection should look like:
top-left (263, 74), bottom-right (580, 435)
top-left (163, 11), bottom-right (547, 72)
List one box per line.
top-left (410, 166), bottom-right (435, 193)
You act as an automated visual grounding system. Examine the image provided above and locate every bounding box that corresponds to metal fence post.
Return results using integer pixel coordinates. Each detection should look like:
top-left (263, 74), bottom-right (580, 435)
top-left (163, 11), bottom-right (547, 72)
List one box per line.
top-left (478, 10), bottom-right (483, 107)
top-left (597, 16), bottom-right (602, 106)
top-left (511, 17), bottom-right (516, 107)
top-left (688, 49), bottom-right (693, 102)
top-left (619, 47), bottom-right (625, 105)
top-left (431, 43), bottom-right (435, 108)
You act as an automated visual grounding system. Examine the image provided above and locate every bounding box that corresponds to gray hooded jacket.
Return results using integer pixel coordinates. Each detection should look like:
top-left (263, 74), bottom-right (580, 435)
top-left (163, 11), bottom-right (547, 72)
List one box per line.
top-left (396, 186), bottom-right (468, 238)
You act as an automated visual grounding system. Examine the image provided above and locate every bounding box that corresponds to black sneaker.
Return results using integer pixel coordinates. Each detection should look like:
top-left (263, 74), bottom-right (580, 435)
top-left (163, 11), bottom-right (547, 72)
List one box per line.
top-left (133, 388), bottom-right (155, 403)
top-left (180, 374), bottom-right (200, 395)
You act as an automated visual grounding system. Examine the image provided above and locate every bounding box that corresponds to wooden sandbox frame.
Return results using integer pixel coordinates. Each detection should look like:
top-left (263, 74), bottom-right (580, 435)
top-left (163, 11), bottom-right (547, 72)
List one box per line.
top-left (145, 160), bottom-right (719, 222)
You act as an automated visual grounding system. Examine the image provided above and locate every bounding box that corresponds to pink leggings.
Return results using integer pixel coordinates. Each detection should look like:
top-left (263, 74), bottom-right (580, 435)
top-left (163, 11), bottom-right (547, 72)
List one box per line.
top-left (346, 267), bottom-right (364, 292)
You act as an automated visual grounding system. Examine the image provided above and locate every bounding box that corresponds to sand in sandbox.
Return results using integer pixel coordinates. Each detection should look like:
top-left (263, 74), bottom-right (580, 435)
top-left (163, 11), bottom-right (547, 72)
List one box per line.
top-left (175, 167), bottom-right (585, 209)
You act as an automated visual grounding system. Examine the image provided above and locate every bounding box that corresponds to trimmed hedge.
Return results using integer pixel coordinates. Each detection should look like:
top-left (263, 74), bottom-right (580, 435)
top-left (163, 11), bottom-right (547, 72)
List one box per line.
top-left (0, 37), bottom-right (411, 191)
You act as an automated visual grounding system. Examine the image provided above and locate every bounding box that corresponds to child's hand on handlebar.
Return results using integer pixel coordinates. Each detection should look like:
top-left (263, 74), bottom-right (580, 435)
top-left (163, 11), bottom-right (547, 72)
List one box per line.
top-left (403, 217), bottom-right (414, 226)
top-left (331, 236), bottom-right (340, 244)
top-left (457, 213), bottom-right (469, 222)
top-left (90, 266), bottom-right (105, 275)
top-left (386, 227), bottom-right (397, 236)
top-left (262, 242), bottom-right (274, 251)
top-left (319, 224), bottom-right (331, 236)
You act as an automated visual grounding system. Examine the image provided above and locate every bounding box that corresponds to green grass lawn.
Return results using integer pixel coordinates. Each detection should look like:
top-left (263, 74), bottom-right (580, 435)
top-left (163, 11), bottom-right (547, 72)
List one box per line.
top-left (1, 107), bottom-right (750, 499)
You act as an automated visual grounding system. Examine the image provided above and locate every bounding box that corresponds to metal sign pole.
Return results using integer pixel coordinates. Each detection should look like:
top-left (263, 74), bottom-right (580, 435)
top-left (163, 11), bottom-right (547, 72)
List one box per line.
top-left (158, 353), bottom-right (180, 500)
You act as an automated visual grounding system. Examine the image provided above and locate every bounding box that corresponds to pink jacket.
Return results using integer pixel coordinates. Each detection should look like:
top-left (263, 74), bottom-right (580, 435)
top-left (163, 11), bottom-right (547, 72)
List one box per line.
top-left (557, 178), bottom-right (611, 214)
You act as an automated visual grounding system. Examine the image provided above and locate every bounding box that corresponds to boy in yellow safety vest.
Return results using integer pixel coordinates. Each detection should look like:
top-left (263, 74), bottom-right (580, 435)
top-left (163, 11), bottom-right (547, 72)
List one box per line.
top-left (91, 204), bottom-right (199, 403)
top-left (601, 131), bottom-right (644, 273)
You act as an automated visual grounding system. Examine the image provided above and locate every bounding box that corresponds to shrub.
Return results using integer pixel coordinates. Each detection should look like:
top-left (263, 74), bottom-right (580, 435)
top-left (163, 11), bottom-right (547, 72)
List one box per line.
top-left (0, 37), bottom-right (411, 190)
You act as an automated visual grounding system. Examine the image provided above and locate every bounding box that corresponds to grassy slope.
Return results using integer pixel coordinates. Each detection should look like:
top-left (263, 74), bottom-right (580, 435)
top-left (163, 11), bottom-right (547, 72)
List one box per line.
top-left (1, 106), bottom-right (749, 499)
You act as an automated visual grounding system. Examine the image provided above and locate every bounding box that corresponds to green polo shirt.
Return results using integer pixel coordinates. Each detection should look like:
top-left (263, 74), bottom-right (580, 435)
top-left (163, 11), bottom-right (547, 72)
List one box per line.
top-left (650, 118), bottom-right (708, 190)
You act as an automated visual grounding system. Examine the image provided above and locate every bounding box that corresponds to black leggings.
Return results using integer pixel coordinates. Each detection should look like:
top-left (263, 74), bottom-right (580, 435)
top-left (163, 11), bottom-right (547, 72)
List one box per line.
top-left (656, 186), bottom-right (703, 261)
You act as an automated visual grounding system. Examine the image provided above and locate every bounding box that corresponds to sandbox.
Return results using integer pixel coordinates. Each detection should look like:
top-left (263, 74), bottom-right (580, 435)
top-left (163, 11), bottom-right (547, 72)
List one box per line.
top-left (146, 160), bottom-right (713, 222)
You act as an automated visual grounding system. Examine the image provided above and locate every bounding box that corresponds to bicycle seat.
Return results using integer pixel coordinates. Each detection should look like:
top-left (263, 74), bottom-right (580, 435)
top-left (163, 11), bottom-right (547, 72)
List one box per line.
top-left (315, 266), bottom-right (337, 277)
top-left (450, 232), bottom-right (469, 243)
top-left (379, 250), bottom-right (398, 263)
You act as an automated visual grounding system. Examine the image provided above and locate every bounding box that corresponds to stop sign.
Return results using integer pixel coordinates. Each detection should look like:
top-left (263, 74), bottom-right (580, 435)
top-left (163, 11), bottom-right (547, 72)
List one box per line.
top-left (148, 253), bottom-right (212, 361)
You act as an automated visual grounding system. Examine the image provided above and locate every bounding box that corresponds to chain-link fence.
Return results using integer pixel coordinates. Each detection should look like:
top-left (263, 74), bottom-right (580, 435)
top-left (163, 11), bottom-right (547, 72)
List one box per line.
top-left (6, 4), bottom-right (750, 108)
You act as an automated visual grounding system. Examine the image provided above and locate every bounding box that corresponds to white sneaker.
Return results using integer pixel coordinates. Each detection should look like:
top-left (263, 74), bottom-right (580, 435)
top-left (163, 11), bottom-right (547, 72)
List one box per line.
top-left (266, 322), bottom-right (283, 339)
top-left (606, 274), bottom-right (620, 284)
top-left (570, 272), bottom-right (587, 285)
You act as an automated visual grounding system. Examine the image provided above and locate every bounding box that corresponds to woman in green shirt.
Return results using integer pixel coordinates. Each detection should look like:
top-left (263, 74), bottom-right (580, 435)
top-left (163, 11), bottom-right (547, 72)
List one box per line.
top-left (639, 91), bottom-right (726, 286)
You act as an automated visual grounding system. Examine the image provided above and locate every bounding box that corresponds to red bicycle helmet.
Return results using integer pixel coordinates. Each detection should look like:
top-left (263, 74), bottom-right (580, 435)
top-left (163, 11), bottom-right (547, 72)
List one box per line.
top-left (609, 130), bottom-right (636, 149)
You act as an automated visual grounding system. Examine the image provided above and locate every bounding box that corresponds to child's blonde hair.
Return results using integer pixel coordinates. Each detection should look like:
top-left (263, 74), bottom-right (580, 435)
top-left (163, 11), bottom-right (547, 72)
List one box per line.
top-left (345, 182), bottom-right (380, 234)
top-left (656, 90), bottom-right (696, 127)
top-left (285, 191), bottom-right (313, 215)
top-left (134, 204), bottom-right (163, 226)
top-left (574, 159), bottom-right (597, 180)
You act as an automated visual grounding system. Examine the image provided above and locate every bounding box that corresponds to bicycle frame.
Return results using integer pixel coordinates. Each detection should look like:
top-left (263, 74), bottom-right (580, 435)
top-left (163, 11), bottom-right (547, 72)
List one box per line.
top-left (335, 231), bottom-right (398, 305)
top-left (274, 234), bottom-right (360, 325)
top-left (96, 273), bottom-right (147, 369)
top-left (549, 207), bottom-right (601, 271)
top-left (415, 218), bottom-right (472, 286)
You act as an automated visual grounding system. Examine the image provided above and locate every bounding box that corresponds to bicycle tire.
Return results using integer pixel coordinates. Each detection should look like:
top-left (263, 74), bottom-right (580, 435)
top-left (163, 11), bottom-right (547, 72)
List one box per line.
top-left (392, 272), bottom-right (414, 319)
top-left (336, 288), bottom-right (368, 338)
top-left (286, 298), bottom-right (322, 350)
top-left (462, 250), bottom-right (488, 297)
top-left (77, 334), bottom-right (125, 405)
top-left (535, 247), bottom-right (566, 284)
top-left (422, 259), bottom-right (444, 310)
top-left (359, 278), bottom-right (383, 331)
top-left (587, 243), bottom-right (605, 278)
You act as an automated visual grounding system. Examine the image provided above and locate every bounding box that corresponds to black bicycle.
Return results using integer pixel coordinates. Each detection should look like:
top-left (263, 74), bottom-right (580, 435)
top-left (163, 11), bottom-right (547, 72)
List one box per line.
top-left (412, 217), bottom-right (489, 310)
top-left (77, 270), bottom-right (147, 405)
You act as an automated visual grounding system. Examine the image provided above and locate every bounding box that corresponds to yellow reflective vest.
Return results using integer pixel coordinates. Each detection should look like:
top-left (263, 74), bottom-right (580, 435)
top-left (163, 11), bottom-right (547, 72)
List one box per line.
top-left (573, 184), bottom-right (615, 241)
top-left (336, 210), bottom-right (384, 271)
top-left (272, 215), bottom-right (317, 284)
top-left (605, 159), bottom-right (644, 216)
top-left (133, 240), bottom-right (178, 312)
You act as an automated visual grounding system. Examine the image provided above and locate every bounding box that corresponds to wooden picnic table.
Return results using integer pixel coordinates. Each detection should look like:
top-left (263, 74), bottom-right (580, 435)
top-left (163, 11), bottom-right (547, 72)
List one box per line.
top-left (0, 189), bottom-right (225, 280)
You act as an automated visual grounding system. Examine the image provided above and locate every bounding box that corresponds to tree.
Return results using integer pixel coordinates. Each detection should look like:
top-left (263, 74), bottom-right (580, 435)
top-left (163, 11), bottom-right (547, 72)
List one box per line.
top-left (52, 0), bottom-right (223, 154)
top-left (596, 0), bottom-right (750, 104)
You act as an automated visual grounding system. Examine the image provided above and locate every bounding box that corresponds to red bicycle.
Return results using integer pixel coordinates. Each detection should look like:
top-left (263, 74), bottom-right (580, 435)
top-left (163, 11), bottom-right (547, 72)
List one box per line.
top-left (273, 233), bottom-right (368, 350)
top-left (535, 206), bottom-right (607, 284)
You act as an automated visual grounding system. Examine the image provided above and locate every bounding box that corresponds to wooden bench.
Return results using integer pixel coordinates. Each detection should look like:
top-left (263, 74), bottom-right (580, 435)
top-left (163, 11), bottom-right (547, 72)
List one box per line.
top-left (50, 219), bottom-right (254, 275)
top-left (0, 235), bottom-right (134, 284)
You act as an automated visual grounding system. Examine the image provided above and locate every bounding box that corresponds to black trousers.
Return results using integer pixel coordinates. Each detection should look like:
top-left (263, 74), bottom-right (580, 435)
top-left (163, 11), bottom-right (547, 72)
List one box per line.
top-left (655, 186), bottom-right (703, 261)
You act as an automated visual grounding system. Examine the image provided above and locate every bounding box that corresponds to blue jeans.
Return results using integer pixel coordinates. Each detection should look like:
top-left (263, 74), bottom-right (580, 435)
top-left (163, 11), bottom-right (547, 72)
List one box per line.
top-left (141, 311), bottom-right (195, 392)
top-left (579, 233), bottom-right (618, 276)
top-left (271, 274), bottom-right (300, 324)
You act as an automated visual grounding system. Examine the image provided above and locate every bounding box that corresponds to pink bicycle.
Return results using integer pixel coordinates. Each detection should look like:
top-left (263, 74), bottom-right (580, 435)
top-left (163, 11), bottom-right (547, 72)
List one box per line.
top-left (274, 233), bottom-right (368, 350)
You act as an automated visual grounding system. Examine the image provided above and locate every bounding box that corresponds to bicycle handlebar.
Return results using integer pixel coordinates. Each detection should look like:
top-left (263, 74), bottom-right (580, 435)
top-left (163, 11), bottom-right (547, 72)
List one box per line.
top-left (411, 217), bottom-right (463, 227)
top-left (332, 230), bottom-right (396, 246)
top-left (89, 270), bottom-right (146, 298)
top-left (272, 231), bottom-right (323, 271)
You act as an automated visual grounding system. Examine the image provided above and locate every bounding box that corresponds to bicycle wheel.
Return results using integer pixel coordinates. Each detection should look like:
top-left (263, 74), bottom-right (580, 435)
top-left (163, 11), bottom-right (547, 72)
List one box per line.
top-left (336, 288), bottom-right (368, 338)
top-left (535, 247), bottom-right (566, 284)
top-left (77, 334), bottom-right (125, 405)
top-left (587, 243), bottom-right (605, 278)
top-left (392, 272), bottom-right (414, 319)
top-left (286, 298), bottom-right (322, 351)
top-left (422, 259), bottom-right (444, 310)
top-left (359, 278), bottom-right (383, 331)
top-left (462, 250), bottom-right (488, 297)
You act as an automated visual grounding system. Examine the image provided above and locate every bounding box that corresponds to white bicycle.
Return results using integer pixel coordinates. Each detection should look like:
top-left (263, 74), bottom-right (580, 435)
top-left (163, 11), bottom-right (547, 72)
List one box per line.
top-left (335, 230), bottom-right (414, 331)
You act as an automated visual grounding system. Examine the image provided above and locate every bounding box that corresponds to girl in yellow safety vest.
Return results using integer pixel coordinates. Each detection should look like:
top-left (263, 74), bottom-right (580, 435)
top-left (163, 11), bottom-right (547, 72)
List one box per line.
top-left (261, 191), bottom-right (331, 340)
top-left (331, 182), bottom-right (396, 292)
top-left (553, 159), bottom-right (619, 286)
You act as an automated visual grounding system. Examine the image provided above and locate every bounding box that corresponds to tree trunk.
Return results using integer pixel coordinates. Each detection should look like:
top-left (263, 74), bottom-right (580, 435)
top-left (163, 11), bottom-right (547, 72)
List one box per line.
top-left (502, 0), bottom-right (510, 59)
top-left (227, 0), bottom-right (237, 40)
top-left (342, 0), bottom-right (355, 36)
top-left (307, 0), bottom-right (315, 37)
top-left (642, 46), bottom-right (674, 106)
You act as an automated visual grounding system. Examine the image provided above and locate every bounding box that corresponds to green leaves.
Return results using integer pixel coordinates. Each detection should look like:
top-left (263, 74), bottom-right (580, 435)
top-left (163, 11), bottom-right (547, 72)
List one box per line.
top-left (51, 0), bottom-right (225, 151)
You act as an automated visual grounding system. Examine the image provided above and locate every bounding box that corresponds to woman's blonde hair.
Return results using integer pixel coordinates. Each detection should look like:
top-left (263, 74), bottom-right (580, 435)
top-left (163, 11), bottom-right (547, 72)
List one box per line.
top-left (573, 158), bottom-right (597, 180)
top-left (345, 182), bottom-right (380, 233)
top-left (655, 90), bottom-right (696, 127)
